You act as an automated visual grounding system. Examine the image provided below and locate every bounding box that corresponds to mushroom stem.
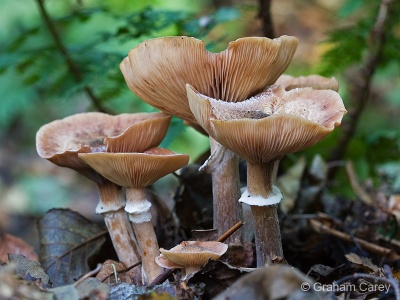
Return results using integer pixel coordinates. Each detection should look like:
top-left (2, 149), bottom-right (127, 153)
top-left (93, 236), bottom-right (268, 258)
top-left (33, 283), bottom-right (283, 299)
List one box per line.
top-left (125, 188), bottom-right (163, 284)
top-left (97, 181), bottom-right (141, 271)
top-left (246, 160), bottom-right (284, 267)
top-left (210, 138), bottom-right (242, 243)
top-left (182, 266), bottom-right (202, 279)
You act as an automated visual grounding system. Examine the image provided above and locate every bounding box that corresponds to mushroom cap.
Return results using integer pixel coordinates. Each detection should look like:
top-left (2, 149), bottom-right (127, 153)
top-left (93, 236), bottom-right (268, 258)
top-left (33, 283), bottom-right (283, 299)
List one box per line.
top-left (120, 35), bottom-right (299, 125)
top-left (187, 84), bottom-right (347, 163)
top-left (156, 241), bottom-right (228, 269)
top-left (36, 112), bottom-right (171, 182)
top-left (78, 148), bottom-right (189, 188)
top-left (275, 74), bottom-right (339, 92)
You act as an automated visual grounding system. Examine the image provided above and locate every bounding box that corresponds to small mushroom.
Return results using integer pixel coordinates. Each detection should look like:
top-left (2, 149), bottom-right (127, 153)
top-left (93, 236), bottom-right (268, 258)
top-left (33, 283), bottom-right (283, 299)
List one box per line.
top-left (79, 148), bottom-right (189, 284)
top-left (155, 241), bottom-right (228, 279)
top-left (187, 83), bottom-right (346, 267)
top-left (120, 35), bottom-right (299, 240)
top-left (36, 112), bottom-right (171, 279)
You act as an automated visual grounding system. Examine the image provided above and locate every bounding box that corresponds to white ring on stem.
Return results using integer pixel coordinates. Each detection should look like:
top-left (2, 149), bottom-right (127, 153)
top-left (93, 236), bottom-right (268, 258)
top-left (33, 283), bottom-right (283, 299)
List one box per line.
top-left (239, 185), bottom-right (283, 206)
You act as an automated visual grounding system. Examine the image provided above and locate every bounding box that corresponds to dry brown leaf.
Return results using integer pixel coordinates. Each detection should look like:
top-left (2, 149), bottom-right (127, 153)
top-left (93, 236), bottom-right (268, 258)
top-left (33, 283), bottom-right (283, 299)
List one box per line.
top-left (213, 265), bottom-right (327, 300)
top-left (221, 243), bottom-right (254, 268)
top-left (8, 254), bottom-right (50, 290)
top-left (96, 260), bottom-right (132, 284)
top-left (0, 263), bottom-right (48, 300)
top-left (0, 232), bottom-right (38, 263)
top-left (75, 277), bottom-right (110, 300)
top-left (345, 252), bottom-right (380, 273)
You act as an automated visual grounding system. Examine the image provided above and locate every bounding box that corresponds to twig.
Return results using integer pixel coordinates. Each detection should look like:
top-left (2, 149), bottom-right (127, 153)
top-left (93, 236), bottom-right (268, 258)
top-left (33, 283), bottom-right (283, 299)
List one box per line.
top-left (378, 234), bottom-right (400, 249)
top-left (328, 0), bottom-right (393, 179)
top-left (258, 0), bottom-right (274, 38)
top-left (35, 0), bottom-right (110, 113)
top-left (74, 263), bottom-right (102, 286)
top-left (216, 221), bottom-right (244, 242)
top-left (310, 219), bottom-right (399, 260)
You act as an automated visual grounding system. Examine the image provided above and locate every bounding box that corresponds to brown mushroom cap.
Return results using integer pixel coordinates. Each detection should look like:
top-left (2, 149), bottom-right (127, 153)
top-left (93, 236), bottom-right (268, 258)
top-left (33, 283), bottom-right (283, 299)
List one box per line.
top-left (275, 74), bottom-right (339, 92)
top-left (187, 84), bottom-right (347, 163)
top-left (36, 112), bottom-right (171, 182)
top-left (120, 35), bottom-right (299, 125)
top-left (156, 241), bottom-right (228, 269)
top-left (78, 148), bottom-right (189, 188)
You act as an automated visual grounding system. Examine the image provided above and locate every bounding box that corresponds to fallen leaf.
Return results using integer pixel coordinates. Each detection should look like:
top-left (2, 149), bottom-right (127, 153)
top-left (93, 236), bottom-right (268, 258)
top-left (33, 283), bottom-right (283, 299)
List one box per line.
top-left (0, 263), bottom-right (51, 300)
top-left (49, 284), bottom-right (80, 300)
top-left (308, 154), bottom-right (328, 182)
top-left (345, 252), bottom-right (380, 273)
top-left (213, 265), bottom-right (328, 300)
top-left (278, 156), bottom-right (307, 214)
top-left (38, 208), bottom-right (106, 287)
top-left (109, 282), bottom-right (177, 299)
top-left (8, 253), bottom-right (50, 290)
top-left (75, 277), bottom-right (110, 300)
top-left (96, 259), bottom-right (131, 284)
top-left (190, 260), bottom-right (253, 298)
top-left (221, 242), bottom-right (254, 268)
top-left (0, 232), bottom-right (38, 263)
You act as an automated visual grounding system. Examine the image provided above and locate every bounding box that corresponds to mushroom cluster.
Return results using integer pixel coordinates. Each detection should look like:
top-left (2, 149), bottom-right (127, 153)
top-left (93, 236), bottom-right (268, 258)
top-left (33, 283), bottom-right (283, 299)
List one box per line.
top-left (187, 84), bottom-right (346, 266)
top-left (120, 35), bottom-right (299, 241)
top-left (36, 112), bottom-right (188, 284)
top-left (36, 34), bottom-right (347, 285)
top-left (80, 148), bottom-right (189, 283)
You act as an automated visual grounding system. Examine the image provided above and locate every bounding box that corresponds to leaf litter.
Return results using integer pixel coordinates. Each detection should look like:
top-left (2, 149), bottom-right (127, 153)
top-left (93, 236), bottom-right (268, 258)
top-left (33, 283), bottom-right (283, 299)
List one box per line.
top-left (4, 156), bottom-right (400, 299)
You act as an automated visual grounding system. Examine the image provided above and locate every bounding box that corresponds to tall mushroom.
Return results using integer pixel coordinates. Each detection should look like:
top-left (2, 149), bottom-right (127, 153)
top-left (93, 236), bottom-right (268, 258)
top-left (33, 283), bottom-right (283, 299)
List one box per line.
top-left (120, 35), bottom-right (299, 241)
top-left (36, 112), bottom-right (171, 278)
top-left (79, 148), bottom-right (189, 284)
top-left (187, 84), bottom-right (347, 267)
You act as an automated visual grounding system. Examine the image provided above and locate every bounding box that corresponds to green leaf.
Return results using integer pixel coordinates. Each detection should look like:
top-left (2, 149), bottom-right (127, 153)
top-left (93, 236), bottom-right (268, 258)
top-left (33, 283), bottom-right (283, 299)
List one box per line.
top-left (338, 0), bottom-right (364, 18)
top-left (160, 116), bottom-right (185, 148)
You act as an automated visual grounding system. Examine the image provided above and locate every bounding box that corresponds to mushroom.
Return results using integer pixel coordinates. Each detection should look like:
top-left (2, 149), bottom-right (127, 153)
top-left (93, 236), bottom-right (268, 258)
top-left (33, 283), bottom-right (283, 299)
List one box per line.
top-left (275, 74), bottom-right (339, 91)
top-left (120, 35), bottom-right (299, 241)
top-left (187, 84), bottom-right (347, 267)
top-left (79, 148), bottom-right (189, 284)
top-left (155, 241), bottom-right (228, 279)
top-left (36, 112), bottom-right (171, 278)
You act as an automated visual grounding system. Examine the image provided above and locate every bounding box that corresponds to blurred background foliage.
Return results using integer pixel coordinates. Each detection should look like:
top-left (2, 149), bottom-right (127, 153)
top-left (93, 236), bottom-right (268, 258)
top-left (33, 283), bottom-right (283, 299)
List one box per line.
top-left (0, 0), bottom-right (399, 228)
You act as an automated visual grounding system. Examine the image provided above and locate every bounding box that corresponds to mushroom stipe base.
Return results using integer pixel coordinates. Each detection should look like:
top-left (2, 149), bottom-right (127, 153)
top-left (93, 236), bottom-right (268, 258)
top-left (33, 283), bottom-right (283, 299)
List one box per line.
top-left (251, 204), bottom-right (284, 267)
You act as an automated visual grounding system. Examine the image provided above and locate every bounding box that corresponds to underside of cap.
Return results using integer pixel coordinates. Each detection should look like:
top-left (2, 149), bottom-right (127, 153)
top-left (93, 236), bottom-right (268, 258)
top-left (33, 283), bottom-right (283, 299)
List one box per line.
top-left (79, 150), bottom-right (189, 188)
top-left (120, 35), bottom-right (299, 125)
top-left (159, 241), bottom-right (228, 267)
top-left (187, 84), bottom-right (346, 163)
